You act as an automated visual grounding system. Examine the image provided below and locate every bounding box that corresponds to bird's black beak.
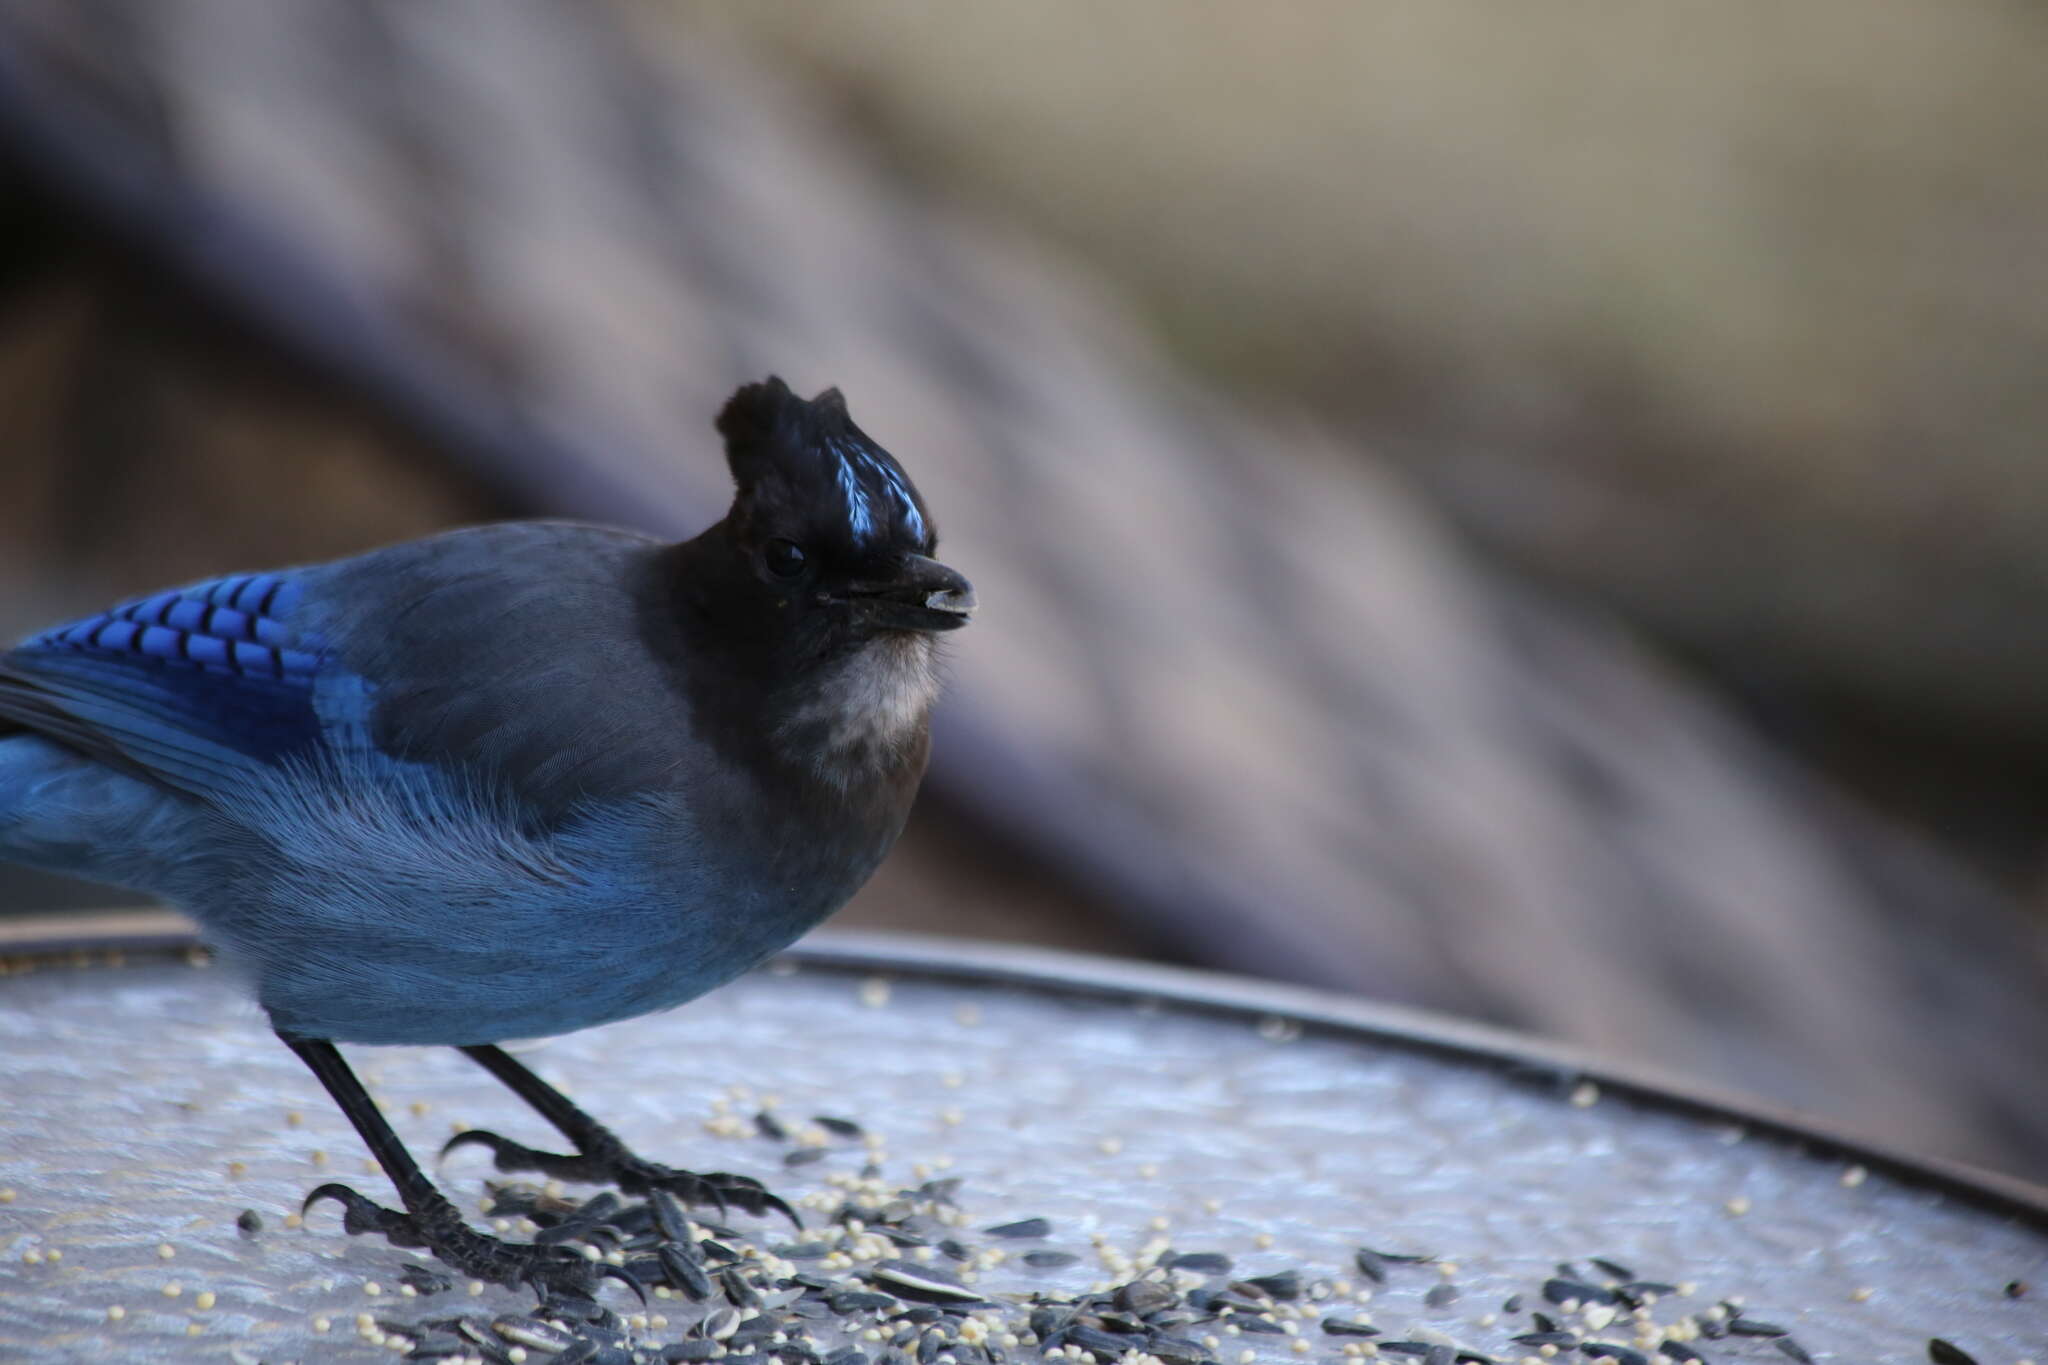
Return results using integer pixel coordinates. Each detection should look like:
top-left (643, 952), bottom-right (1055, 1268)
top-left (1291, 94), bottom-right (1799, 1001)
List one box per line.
top-left (847, 554), bottom-right (977, 634)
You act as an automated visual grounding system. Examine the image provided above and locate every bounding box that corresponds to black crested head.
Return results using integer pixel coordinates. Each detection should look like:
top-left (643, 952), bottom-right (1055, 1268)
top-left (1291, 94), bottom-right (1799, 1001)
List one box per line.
top-left (716, 377), bottom-right (936, 559)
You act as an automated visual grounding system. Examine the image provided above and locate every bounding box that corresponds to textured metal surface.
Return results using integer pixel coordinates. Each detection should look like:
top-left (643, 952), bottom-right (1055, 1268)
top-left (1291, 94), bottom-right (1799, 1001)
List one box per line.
top-left (1, 933), bottom-right (2042, 1364)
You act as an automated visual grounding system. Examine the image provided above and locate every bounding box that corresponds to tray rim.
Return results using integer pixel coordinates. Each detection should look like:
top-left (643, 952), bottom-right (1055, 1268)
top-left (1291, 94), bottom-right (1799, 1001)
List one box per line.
top-left (6, 908), bottom-right (2046, 1228)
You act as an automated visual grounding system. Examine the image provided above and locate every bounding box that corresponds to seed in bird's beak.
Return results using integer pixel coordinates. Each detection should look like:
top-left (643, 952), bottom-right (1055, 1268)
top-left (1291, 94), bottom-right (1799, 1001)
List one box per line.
top-left (925, 586), bottom-right (976, 616)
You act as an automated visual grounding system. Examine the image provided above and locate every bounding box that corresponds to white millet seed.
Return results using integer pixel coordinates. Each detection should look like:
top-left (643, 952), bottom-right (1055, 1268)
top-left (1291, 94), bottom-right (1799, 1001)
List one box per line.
top-left (106, 1305), bottom-right (126, 1321)
top-left (195, 1291), bottom-right (217, 1310)
top-left (1569, 1082), bottom-right (1600, 1108)
top-left (1724, 1196), bottom-right (1752, 1217)
top-left (1841, 1165), bottom-right (1868, 1188)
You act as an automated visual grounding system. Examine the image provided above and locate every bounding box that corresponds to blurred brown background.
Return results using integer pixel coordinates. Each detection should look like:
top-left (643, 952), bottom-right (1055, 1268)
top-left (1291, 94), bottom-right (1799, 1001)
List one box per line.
top-left (2, 1), bottom-right (2045, 1178)
top-left (698, 2), bottom-right (2048, 887)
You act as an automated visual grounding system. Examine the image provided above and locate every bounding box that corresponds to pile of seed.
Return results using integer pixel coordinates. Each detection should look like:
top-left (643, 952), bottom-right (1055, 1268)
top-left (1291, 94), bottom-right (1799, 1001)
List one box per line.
top-left (330, 1124), bottom-right (1938, 1365)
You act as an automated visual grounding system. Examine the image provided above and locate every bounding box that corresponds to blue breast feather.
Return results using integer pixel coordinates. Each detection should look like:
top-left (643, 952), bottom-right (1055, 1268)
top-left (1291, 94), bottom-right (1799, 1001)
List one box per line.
top-left (12, 571), bottom-right (327, 777)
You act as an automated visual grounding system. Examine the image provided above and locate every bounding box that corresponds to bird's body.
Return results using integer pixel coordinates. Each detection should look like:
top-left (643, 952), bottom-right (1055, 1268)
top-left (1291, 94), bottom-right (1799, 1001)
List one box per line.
top-left (0, 379), bottom-right (973, 1289)
top-left (1, 522), bottom-right (927, 1042)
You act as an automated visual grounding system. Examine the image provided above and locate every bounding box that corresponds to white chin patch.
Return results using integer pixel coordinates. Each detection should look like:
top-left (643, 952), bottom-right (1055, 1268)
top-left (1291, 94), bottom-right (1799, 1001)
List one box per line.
top-left (781, 634), bottom-right (940, 775)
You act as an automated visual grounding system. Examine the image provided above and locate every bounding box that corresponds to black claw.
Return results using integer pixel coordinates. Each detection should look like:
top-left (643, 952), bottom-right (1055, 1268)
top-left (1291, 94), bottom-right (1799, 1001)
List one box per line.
top-left (302, 1182), bottom-right (421, 1243)
top-left (439, 1127), bottom-right (516, 1163)
top-left (301, 1181), bottom-right (359, 1218)
top-left (442, 1126), bottom-right (607, 1183)
top-left (598, 1260), bottom-right (650, 1306)
top-left (302, 1179), bottom-right (618, 1299)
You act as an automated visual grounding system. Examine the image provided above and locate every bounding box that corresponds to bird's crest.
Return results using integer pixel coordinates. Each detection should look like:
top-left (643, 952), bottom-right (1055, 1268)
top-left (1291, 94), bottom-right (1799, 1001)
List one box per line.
top-left (716, 378), bottom-right (929, 548)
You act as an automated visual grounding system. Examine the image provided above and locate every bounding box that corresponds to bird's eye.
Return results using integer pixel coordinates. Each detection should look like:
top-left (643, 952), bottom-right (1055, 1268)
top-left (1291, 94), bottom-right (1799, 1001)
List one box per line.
top-left (763, 538), bottom-right (809, 580)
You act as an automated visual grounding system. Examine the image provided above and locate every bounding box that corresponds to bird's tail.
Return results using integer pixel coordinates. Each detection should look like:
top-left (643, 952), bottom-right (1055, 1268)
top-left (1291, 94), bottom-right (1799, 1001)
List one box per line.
top-left (0, 732), bottom-right (185, 890)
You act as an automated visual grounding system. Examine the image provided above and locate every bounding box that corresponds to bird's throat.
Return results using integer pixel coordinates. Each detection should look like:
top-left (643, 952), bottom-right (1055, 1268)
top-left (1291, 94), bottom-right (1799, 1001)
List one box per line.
top-left (773, 633), bottom-right (939, 789)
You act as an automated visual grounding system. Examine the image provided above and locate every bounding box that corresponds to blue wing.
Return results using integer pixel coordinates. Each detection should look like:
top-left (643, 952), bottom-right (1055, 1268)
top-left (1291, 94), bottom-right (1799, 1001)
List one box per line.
top-left (0, 570), bottom-right (329, 794)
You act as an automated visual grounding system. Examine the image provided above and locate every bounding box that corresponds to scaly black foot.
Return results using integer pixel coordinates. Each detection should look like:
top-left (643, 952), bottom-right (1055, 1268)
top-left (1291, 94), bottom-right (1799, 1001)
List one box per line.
top-left (303, 1181), bottom-right (643, 1300)
top-left (442, 1126), bottom-right (797, 1225)
top-left (280, 1035), bottom-right (645, 1302)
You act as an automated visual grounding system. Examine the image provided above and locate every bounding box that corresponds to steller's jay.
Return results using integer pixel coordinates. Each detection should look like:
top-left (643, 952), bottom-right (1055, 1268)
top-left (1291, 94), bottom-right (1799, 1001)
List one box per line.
top-left (0, 378), bottom-right (974, 1294)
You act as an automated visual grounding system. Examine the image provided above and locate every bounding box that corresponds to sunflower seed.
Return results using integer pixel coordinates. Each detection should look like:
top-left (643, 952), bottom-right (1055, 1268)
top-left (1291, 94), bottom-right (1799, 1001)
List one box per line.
top-left (1579, 1347), bottom-right (1647, 1365)
top-left (871, 1260), bottom-right (982, 1303)
top-left (1322, 1319), bottom-right (1381, 1338)
top-left (1241, 1272), bottom-right (1303, 1301)
top-left (402, 1263), bottom-right (455, 1295)
top-left (1726, 1320), bottom-right (1788, 1338)
top-left (815, 1116), bottom-right (865, 1138)
top-left (1116, 1281), bottom-right (1178, 1315)
top-left (1024, 1251), bottom-right (1080, 1269)
top-left (722, 1267), bottom-right (764, 1308)
top-left (493, 1316), bottom-right (577, 1351)
top-left (1929, 1345), bottom-right (1978, 1365)
top-left (661, 1244), bottom-right (713, 1300)
top-left (1065, 1326), bottom-right (1133, 1361)
top-left (983, 1218), bottom-right (1052, 1239)
top-left (1545, 1279), bottom-right (1614, 1307)
top-left (1146, 1335), bottom-right (1212, 1365)
top-left (1169, 1253), bottom-right (1235, 1275)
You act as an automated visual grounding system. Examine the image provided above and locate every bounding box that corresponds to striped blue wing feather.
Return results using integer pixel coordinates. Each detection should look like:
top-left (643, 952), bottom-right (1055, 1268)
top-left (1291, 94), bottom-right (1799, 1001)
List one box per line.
top-left (0, 570), bottom-right (329, 792)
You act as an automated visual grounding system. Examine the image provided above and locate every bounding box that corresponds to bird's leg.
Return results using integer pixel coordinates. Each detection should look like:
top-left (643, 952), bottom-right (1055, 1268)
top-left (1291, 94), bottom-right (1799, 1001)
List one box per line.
top-left (282, 1035), bottom-right (639, 1299)
top-left (444, 1043), bottom-right (798, 1226)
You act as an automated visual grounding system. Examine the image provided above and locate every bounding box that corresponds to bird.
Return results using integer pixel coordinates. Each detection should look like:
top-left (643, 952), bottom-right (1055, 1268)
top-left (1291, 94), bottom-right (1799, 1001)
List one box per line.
top-left (0, 377), bottom-right (975, 1295)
